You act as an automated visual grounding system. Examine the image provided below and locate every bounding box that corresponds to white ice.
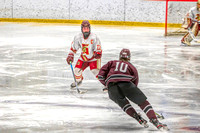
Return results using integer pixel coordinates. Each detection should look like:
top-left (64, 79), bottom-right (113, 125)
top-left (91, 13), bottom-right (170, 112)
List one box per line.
top-left (0, 22), bottom-right (200, 133)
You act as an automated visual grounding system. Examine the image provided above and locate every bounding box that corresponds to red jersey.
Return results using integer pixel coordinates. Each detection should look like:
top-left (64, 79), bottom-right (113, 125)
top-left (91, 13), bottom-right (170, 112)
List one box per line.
top-left (98, 60), bottom-right (139, 86)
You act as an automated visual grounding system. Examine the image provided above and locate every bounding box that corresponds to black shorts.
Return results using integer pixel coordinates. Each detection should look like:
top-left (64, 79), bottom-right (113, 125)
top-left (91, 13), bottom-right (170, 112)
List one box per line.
top-left (108, 82), bottom-right (147, 106)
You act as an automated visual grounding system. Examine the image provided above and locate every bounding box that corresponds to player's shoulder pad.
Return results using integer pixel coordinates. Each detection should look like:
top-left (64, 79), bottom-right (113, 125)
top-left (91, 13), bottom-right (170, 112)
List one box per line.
top-left (90, 32), bottom-right (96, 35)
top-left (90, 32), bottom-right (98, 38)
top-left (127, 61), bottom-right (133, 65)
top-left (109, 60), bottom-right (119, 65)
top-left (128, 62), bottom-right (137, 68)
top-left (74, 33), bottom-right (82, 39)
top-left (104, 60), bottom-right (114, 66)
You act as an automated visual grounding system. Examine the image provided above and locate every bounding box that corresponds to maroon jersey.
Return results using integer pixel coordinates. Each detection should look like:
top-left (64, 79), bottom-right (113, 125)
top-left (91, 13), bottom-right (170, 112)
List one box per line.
top-left (98, 60), bottom-right (139, 86)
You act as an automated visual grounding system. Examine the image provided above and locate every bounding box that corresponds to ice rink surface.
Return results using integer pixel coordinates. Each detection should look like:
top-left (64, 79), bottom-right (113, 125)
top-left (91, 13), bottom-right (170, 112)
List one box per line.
top-left (0, 22), bottom-right (200, 133)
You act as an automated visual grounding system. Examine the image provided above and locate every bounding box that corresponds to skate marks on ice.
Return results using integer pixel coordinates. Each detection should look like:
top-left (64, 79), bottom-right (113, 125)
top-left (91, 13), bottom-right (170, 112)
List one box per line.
top-left (0, 23), bottom-right (200, 132)
top-left (0, 89), bottom-right (141, 133)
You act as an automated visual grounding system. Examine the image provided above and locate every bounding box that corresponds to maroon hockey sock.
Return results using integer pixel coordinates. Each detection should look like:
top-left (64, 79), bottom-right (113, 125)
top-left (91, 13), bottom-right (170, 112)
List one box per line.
top-left (122, 103), bottom-right (137, 118)
top-left (139, 100), bottom-right (157, 120)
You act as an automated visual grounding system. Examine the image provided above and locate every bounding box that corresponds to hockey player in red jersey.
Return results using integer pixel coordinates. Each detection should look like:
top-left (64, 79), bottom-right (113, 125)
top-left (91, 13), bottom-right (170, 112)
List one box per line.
top-left (66, 20), bottom-right (102, 88)
top-left (98, 48), bottom-right (168, 130)
top-left (181, 1), bottom-right (200, 46)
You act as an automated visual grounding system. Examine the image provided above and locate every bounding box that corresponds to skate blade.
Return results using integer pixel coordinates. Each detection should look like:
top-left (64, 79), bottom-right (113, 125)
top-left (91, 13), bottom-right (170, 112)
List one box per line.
top-left (79, 90), bottom-right (87, 94)
top-left (159, 126), bottom-right (169, 131)
top-left (71, 89), bottom-right (87, 94)
top-left (70, 87), bottom-right (87, 94)
top-left (71, 84), bottom-right (86, 94)
top-left (143, 123), bottom-right (149, 128)
top-left (70, 86), bottom-right (76, 90)
top-left (141, 121), bottom-right (149, 128)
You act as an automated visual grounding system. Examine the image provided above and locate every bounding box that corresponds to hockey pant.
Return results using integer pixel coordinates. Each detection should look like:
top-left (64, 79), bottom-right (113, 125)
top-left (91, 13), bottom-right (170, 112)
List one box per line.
top-left (107, 82), bottom-right (157, 120)
top-left (181, 22), bottom-right (200, 45)
top-left (74, 59), bottom-right (101, 82)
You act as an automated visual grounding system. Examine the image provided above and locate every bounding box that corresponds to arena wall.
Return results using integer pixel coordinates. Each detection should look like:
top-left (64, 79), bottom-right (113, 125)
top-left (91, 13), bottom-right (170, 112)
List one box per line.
top-left (0, 0), bottom-right (196, 24)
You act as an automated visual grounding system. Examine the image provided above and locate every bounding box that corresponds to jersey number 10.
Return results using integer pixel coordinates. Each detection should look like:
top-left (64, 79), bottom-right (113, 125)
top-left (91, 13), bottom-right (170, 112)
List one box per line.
top-left (114, 62), bottom-right (128, 73)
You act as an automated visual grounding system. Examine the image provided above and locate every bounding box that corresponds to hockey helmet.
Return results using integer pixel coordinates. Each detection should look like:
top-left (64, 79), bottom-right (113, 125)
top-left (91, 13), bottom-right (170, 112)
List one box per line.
top-left (81, 20), bottom-right (91, 39)
top-left (119, 48), bottom-right (131, 61)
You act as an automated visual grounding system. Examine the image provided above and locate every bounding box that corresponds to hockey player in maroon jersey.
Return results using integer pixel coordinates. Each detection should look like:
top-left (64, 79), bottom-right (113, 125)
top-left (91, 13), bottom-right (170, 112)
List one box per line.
top-left (98, 48), bottom-right (168, 130)
top-left (66, 20), bottom-right (102, 88)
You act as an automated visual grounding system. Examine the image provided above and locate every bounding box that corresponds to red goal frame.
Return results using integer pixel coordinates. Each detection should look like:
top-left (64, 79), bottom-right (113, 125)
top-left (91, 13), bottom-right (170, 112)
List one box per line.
top-left (147, 0), bottom-right (197, 36)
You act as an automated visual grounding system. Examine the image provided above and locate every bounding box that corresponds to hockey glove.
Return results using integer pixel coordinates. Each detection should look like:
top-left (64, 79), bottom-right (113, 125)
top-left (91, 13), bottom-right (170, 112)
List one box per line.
top-left (66, 52), bottom-right (74, 64)
top-left (102, 87), bottom-right (108, 92)
top-left (94, 50), bottom-right (102, 59)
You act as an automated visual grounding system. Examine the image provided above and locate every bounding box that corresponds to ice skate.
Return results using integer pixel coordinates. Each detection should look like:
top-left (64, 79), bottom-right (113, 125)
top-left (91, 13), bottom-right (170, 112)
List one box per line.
top-left (181, 41), bottom-right (191, 46)
top-left (70, 80), bottom-right (82, 89)
top-left (133, 113), bottom-right (149, 128)
top-left (150, 118), bottom-right (169, 131)
top-left (180, 42), bottom-right (188, 46)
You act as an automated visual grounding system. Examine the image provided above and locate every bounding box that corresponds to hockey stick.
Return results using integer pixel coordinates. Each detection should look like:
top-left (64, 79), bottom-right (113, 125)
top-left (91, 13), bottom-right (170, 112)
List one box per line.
top-left (70, 61), bottom-right (86, 94)
top-left (78, 61), bottom-right (85, 73)
top-left (78, 53), bottom-right (87, 73)
top-left (188, 28), bottom-right (200, 43)
top-left (155, 112), bottom-right (164, 120)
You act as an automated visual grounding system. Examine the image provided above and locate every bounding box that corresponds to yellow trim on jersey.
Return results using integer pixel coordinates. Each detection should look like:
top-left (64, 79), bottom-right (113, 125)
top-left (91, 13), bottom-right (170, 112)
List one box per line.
top-left (0, 18), bottom-right (182, 28)
top-left (82, 55), bottom-right (88, 61)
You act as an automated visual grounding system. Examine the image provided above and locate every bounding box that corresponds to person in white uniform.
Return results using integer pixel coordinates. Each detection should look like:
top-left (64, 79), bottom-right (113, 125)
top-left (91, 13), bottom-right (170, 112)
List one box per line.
top-left (66, 20), bottom-right (102, 88)
top-left (181, 0), bottom-right (200, 46)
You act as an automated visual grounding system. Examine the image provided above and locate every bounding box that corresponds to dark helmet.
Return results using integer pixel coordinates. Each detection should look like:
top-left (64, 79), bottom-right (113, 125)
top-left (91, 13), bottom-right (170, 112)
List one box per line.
top-left (119, 48), bottom-right (131, 61)
top-left (81, 20), bottom-right (91, 39)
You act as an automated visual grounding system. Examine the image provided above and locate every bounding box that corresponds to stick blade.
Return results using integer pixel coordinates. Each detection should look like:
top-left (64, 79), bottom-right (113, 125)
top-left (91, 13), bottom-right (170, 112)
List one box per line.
top-left (79, 90), bottom-right (87, 94)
